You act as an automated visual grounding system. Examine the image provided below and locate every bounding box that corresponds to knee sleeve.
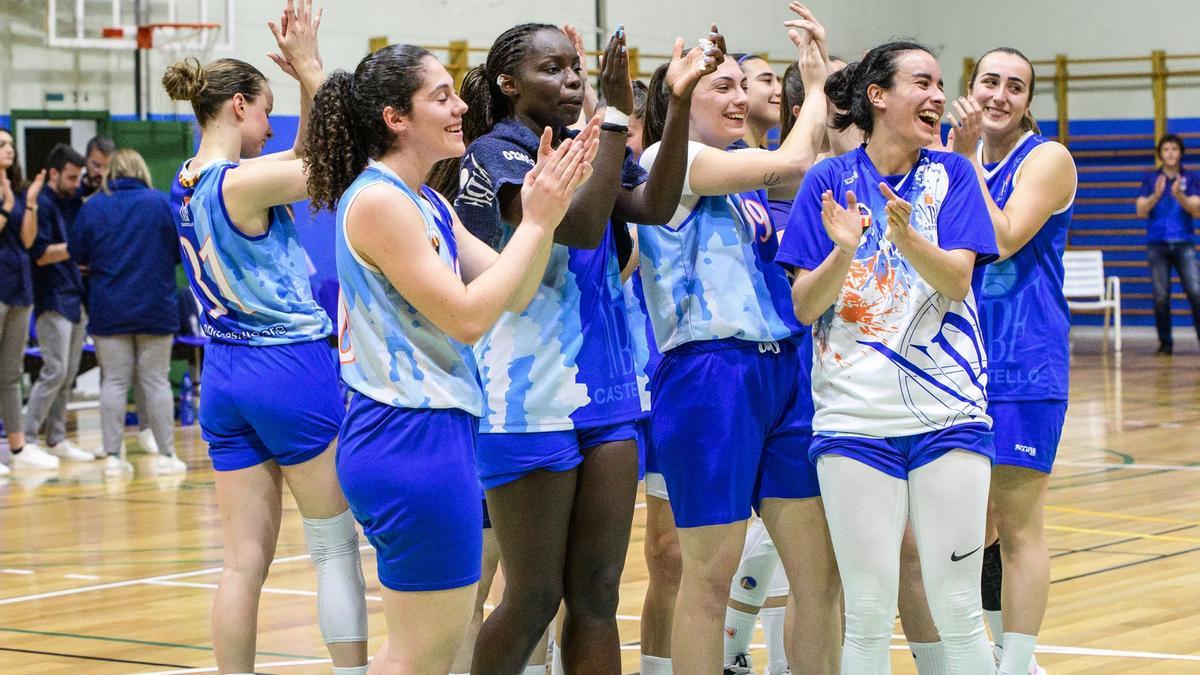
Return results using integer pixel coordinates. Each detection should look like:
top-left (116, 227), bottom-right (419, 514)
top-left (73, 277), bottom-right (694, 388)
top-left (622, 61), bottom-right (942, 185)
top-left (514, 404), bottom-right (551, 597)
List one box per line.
top-left (981, 540), bottom-right (1003, 611)
top-left (766, 556), bottom-right (790, 598)
top-left (303, 509), bottom-right (368, 643)
top-left (729, 519), bottom-right (780, 606)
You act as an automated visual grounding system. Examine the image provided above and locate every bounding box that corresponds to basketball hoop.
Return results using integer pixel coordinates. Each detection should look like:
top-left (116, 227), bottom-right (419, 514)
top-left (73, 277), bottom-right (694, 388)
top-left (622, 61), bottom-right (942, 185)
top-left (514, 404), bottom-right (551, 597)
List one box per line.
top-left (101, 22), bottom-right (221, 53)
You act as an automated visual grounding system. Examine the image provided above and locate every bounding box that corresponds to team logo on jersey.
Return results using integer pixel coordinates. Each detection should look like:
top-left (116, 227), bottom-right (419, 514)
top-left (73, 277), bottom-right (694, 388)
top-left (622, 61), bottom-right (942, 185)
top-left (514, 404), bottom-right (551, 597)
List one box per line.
top-left (739, 196), bottom-right (774, 242)
top-left (739, 576), bottom-right (758, 590)
top-left (178, 195), bottom-right (194, 227)
top-left (857, 202), bottom-right (872, 232)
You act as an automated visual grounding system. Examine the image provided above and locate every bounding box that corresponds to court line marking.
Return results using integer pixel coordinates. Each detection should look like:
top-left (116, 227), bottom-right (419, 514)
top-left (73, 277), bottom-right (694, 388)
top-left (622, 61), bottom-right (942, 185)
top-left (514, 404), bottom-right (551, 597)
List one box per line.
top-left (145, 579), bottom-right (384, 603)
top-left (1056, 460), bottom-right (1200, 472)
top-left (0, 569), bottom-right (34, 575)
top-left (1046, 524), bottom-right (1200, 545)
top-left (63, 574), bottom-right (101, 580)
top-left (1047, 505), bottom-right (1200, 527)
top-left (139, 658), bottom-right (332, 674)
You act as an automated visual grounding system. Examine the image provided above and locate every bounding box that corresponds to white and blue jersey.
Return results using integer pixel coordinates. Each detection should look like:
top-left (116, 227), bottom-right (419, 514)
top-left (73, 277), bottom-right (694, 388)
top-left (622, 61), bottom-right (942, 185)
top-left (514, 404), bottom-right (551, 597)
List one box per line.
top-left (455, 119), bottom-right (644, 433)
top-left (978, 132), bottom-right (1073, 402)
top-left (335, 162), bottom-right (483, 415)
top-left (636, 141), bottom-right (802, 353)
top-left (622, 267), bottom-right (660, 413)
top-left (171, 159), bottom-right (331, 345)
top-left (778, 147), bottom-right (998, 437)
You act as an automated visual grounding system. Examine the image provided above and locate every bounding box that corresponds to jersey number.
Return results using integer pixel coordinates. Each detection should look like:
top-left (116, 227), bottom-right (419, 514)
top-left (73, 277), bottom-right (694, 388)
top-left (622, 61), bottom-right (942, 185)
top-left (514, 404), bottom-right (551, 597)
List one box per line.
top-left (179, 236), bottom-right (255, 318)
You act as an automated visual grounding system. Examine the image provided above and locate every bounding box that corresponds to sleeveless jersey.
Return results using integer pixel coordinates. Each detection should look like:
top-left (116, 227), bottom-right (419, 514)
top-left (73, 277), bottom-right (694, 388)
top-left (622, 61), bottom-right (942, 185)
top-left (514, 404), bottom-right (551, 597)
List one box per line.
top-left (978, 132), bottom-right (1073, 402)
top-left (455, 120), bottom-right (643, 433)
top-left (336, 162), bottom-right (482, 415)
top-left (171, 159), bottom-right (330, 345)
top-left (636, 141), bottom-right (801, 353)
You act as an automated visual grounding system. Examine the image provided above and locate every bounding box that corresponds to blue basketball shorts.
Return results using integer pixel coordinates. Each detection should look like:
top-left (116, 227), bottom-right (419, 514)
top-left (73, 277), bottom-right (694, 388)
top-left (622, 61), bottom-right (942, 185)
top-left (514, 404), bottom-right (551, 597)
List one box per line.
top-left (651, 337), bottom-right (820, 529)
top-left (336, 393), bottom-right (482, 592)
top-left (810, 423), bottom-right (994, 479)
top-left (201, 339), bottom-right (344, 472)
top-left (989, 400), bottom-right (1067, 474)
top-left (476, 420), bottom-right (639, 490)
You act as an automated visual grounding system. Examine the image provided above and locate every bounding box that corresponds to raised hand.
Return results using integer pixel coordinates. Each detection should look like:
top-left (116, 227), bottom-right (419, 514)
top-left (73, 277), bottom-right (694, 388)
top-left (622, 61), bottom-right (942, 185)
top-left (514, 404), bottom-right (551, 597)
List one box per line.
top-left (947, 96), bottom-right (981, 157)
top-left (522, 120), bottom-right (601, 229)
top-left (563, 24), bottom-right (598, 118)
top-left (25, 170), bottom-right (46, 205)
top-left (267, 0), bottom-right (323, 82)
top-left (785, 3), bottom-right (829, 72)
top-left (0, 171), bottom-right (13, 212)
top-left (786, 11), bottom-right (827, 90)
top-left (821, 189), bottom-right (866, 253)
top-left (1172, 176), bottom-right (1187, 200)
top-left (879, 181), bottom-right (914, 244)
top-left (665, 35), bottom-right (722, 100)
top-left (599, 25), bottom-right (634, 115)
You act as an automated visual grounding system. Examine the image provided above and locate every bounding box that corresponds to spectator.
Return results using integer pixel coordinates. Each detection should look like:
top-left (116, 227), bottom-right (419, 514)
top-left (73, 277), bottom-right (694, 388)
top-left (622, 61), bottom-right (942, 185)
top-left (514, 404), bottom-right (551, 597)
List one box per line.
top-left (74, 149), bottom-right (184, 474)
top-left (1136, 134), bottom-right (1200, 354)
top-left (79, 136), bottom-right (115, 200)
top-left (1, 129), bottom-right (58, 472)
top-left (22, 143), bottom-right (94, 463)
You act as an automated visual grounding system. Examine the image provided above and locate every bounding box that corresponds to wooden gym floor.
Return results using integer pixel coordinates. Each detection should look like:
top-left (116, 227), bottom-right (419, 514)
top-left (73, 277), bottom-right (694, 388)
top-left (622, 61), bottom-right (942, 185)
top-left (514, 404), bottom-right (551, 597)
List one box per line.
top-left (1, 332), bottom-right (1198, 674)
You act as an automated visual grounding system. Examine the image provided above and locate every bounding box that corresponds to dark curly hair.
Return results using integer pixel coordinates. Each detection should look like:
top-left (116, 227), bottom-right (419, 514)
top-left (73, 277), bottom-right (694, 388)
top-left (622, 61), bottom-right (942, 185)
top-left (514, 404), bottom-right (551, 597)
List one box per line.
top-left (305, 44), bottom-right (433, 212)
top-left (825, 41), bottom-right (931, 139)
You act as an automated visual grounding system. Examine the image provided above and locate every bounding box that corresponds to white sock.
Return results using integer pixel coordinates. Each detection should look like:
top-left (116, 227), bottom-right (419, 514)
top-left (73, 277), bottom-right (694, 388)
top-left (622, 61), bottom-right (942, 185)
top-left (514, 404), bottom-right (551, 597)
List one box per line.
top-left (333, 667), bottom-right (369, 675)
top-left (761, 606), bottom-right (788, 674)
top-left (909, 641), bottom-right (951, 675)
top-left (984, 609), bottom-right (1005, 647)
top-left (522, 665), bottom-right (547, 675)
top-left (550, 641), bottom-right (565, 675)
top-left (640, 653), bottom-right (673, 675)
top-left (723, 607), bottom-right (758, 664)
top-left (998, 632), bottom-right (1037, 675)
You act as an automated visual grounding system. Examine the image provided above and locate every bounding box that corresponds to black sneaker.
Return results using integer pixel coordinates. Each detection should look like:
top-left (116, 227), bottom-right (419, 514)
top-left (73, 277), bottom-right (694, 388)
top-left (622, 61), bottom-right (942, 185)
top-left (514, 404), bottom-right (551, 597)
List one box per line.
top-left (1157, 343), bottom-right (1173, 355)
top-left (724, 653), bottom-right (754, 675)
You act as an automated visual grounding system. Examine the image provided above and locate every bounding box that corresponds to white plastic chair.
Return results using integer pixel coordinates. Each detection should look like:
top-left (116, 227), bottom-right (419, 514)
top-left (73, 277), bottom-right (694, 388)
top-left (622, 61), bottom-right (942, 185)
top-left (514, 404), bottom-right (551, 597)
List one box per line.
top-left (1063, 249), bottom-right (1122, 352)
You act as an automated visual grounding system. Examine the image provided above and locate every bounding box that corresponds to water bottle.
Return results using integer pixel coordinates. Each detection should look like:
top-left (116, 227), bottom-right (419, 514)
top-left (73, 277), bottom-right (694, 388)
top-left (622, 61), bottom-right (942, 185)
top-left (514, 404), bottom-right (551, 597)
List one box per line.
top-left (179, 371), bottom-right (195, 427)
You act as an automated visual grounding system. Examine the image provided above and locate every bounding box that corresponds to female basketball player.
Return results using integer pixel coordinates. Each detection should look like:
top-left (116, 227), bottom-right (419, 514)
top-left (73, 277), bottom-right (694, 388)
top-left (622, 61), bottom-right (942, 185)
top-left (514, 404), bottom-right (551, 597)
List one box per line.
top-left (305, 43), bottom-right (596, 673)
top-left (636, 6), bottom-right (840, 671)
top-left (162, 2), bottom-right (368, 672)
top-left (952, 47), bottom-right (1077, 675)
top-left (451, 24), bottom-right (717, 674)
top-left (779, 40), bottom-right (999, 673)
top-left (738, 54), bottom-right (782, 151)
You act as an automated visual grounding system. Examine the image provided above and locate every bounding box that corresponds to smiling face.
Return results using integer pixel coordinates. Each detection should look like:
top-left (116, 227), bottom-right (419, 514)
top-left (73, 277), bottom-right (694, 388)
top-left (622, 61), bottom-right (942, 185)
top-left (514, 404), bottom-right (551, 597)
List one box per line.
top-left (0, 131), bottom-right (14, 172)
top-left (970, 51), bottom-right (1034, 138)
top-left (1160, 140), bottom-right (1182, 170)
top-left (399, 56), bottom-right (469, 162)
top-left (690, 58), bottom-right (749, 148)
top-left (740, 57), bottom-right (781, 135)
top-left (237, 87), bottom-right (275, 158)
top-left (871, 50), bottom-right (945, 150)
top-left (506, 28), bottom-right (583, 130)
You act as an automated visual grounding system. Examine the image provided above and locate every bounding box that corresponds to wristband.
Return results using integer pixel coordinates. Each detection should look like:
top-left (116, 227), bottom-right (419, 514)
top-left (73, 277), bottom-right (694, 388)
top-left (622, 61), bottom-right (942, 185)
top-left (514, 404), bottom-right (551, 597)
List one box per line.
top-left (603, 107), bottom-right (630, 127)
top-left (600, 122), bottom-right (629, 134)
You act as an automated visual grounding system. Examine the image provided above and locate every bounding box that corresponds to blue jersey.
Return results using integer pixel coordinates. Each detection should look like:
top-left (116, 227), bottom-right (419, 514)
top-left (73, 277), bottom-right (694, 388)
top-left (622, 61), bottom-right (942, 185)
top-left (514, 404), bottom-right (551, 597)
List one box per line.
top-left (455, 119), bottom-right (643, 433)
top-left (171, 159), bottom-right (331, 345)
top-left (636, 141), bottom-right (802, 353)
top-left (336, 162), bottom-right (483, 415)
top-left (622, 266), bottom-right (661, 413)
top-left (1139, 168), bottom-right (1197, 243)
top-left (978, 133), bottom-right (1073, 402)
top-left (778, 147), bottom-right (998, 437)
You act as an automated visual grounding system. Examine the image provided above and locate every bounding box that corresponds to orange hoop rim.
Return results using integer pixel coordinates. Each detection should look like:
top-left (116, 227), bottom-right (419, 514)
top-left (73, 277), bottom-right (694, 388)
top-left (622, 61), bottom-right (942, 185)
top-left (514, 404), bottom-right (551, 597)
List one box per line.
top-left (102, 22), bottom-right (221, 49)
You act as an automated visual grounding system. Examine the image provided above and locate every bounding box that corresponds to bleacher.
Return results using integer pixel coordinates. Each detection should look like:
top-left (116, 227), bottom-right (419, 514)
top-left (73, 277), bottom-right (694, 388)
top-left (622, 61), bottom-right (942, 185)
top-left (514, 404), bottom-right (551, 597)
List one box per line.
top-left (1039, 118), bottom-right (1200, 327)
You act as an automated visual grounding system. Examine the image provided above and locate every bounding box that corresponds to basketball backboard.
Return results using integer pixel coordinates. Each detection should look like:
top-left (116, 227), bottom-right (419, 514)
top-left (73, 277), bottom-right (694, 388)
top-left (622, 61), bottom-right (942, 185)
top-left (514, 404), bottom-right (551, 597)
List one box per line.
top-left (46, 0), bottom-right (234, 52)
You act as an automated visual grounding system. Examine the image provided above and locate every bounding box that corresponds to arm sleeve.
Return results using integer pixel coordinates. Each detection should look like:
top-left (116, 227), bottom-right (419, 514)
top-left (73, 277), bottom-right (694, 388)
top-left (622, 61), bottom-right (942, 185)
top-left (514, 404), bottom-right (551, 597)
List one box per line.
top-left (936, 155), bottom-right (999, 266)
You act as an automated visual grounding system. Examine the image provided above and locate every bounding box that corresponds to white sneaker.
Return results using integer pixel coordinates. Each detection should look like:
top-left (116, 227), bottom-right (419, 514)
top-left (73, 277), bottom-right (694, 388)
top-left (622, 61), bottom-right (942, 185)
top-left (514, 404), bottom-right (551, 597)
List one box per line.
top-left (0, 462), bottom-right (10, 476)
top-left (49, 440), bottom-right (96, 462)
top-left (151, 454), bottom-right (187, 474)
top-left (87, 444), bottom-right (107, 459)
top-left (12, 444), bottom-right (61, 470)
top-left (137, 428), bottom-right (160, 455)
top-left (104, 454), bottom-right (134, 476)
top-left (994, 645), bottom-right (1047, 675)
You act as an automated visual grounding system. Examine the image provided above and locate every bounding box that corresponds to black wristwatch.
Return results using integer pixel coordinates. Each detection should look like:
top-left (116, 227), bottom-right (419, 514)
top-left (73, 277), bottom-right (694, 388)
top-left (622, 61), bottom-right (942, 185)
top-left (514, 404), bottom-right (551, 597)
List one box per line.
top-left (600, 122), bottom-right (629, 134)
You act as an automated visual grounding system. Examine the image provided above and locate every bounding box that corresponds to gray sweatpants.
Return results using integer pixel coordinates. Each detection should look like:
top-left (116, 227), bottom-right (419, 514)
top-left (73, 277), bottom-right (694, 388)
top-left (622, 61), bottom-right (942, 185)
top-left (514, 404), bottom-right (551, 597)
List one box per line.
top-left (0, 301), bottom-right (33, 438)
top-left (93, 334), bottom-right (175, 458)
top-left (23, 310), bottom-right (85, 446)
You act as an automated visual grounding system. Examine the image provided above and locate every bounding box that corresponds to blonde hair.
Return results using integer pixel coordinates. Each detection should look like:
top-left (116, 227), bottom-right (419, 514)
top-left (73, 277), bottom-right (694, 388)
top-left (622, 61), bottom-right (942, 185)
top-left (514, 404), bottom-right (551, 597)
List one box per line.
top-left (103, 148), bottom-right (153, 192)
